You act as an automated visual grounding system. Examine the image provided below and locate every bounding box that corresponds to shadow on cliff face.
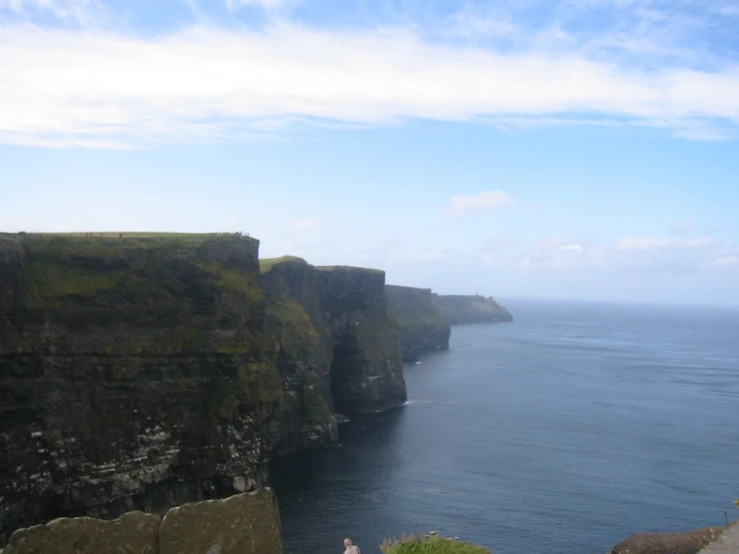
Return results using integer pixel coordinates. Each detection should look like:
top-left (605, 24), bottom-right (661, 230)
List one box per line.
top-left (269, 405), bottom-right (408, 493)
top-left (329, 332), bottom-right (362, 416)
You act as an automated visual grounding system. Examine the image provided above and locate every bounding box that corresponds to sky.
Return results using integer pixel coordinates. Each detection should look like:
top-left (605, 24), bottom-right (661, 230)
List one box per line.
top-left (1, 0), bottom-right (738, 306)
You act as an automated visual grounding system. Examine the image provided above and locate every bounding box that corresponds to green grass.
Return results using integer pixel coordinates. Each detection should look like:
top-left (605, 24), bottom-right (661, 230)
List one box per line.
top-left (260, 255), bottom-right (308, 274)
top-left (28, 232), bottom-right (214, 238)
top-left (381, 536), bottom-right (491, 554)
top-left (315, 265), bottom-right (384, 273)
top-left (266, 296), bottom-right (320, 340)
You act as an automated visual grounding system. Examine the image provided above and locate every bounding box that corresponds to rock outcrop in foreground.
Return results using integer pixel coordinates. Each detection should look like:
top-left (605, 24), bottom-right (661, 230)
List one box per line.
top-left (609, 524), bottom-right (731, 554)
top-left (385, 285), bottom-right (450, 362)
top-left (3, 489), bottom-right (281, 554)
top-left (0, 234), bottom-right (406, 545)
top-left (432, 294), bottom-right (513, 325)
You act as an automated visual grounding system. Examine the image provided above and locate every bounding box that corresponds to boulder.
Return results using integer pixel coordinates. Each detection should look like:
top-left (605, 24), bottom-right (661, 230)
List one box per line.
top-left (3, 511), bottom-right (159, 554)
top-left (158, 489), bottom-right (282, 554)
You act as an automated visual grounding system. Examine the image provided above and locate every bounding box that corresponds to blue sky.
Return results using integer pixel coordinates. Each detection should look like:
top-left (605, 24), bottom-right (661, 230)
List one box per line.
top-left (1, 0), bottom-right (738, 306)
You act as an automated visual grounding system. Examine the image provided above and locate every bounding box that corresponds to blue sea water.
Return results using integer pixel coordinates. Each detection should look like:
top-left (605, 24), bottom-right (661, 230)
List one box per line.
top-left (271, 299), bottom-right (739, 554)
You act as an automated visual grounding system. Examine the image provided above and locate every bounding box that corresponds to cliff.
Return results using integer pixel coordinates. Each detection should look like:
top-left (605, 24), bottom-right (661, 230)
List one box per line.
top-left (261, 257), bottom-right (406, 419)
top-left (432, 294), bottom-right (513, 325)
top-left (0, 234), bottom-right (406, 545)
top-left (0, 233), bottom-right (282, 545)
top-left (385, 285), bottom-right (450, 362)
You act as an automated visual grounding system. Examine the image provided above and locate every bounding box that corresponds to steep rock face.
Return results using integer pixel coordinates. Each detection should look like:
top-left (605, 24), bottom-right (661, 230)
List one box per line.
top-left (432, 294), bottom-right (513, 324)
top-left (314, 266), bottom-right (406, 415)
top-left (259, 257), bottom-right (337, 453)
top-left (385, 285), bottom-right (450, 362)
top-left (0, 234), bottom-right (282, 546)
top-left (261, 258), bottom-right (406, 418)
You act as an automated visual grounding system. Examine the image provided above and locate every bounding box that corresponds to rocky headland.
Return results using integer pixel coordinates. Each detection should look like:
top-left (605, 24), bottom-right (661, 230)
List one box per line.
top-left (432, 293), bottom-right (513, 325)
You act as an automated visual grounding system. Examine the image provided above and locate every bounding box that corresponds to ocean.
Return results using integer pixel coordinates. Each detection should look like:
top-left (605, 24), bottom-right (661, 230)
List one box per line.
top-left (270, 299), bottom-right (739, 554)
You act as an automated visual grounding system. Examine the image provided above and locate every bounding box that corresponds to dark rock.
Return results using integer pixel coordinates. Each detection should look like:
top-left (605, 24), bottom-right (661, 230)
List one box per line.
top-left (0, 234), bottom-right (281, 545)
top-left (261, 257), bottom-right (406, 418)
top-left (610, 525), bottom-right (728, 554)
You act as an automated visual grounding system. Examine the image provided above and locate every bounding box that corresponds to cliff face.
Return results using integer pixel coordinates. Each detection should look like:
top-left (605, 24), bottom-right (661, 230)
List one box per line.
top-left (0, 234), bottom-right (282, 545)
top-left (261, 258), bottom-right (406, 419)
top-left (432, 294), bottom-right (513, 325)
top-left (259, 257), bottom-right (337, 453)
top-left (315, 266), bottom-right (406, 415)
top-left (385, 285), bottom-right (450, 362)
top-left (0, 235), bottom-right (408, 545)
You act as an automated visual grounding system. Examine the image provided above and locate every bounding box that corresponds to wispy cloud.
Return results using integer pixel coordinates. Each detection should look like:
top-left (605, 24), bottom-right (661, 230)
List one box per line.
top-left (1, 0), bottom-right (739, 147)
top-left (291, 217), bottom-right (318, 231)
top-left (447, 191), bottom-right (515, 216)
top-left (709, 255), bottom-right (739, 270)
top-left (480, 230), bottom-right (738, 275)
top-left (0, 0), bottom-right (101, 24)
top-left (225, 0), bottom-right (291, 12)
top-left (614, 235), bottom-right (716, 251)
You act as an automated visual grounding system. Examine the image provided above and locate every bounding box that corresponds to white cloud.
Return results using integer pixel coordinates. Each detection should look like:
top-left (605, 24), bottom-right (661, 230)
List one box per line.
top-left (557, 244), bottom-right (582, 252)
top-left (291, 218), bottom-right (318, 231)
top-left (225, 0), bottom-right (290, 11)
top-left (448, 190), bottom-right (515, 216)
top-left (614, 235), bottom-right (715, 251)
top-left (0, 0), bottom-right (100, 23)
top-left (1, 22), bottom-right (739, 147)
top-left (413, 251), bottom-right (449, 263)
top-left (388, 250), bottom-right (451, 264)
top-left (710, 256), bottom-right (739, 270)
top-left (669, 219), bottom-right (697, 234)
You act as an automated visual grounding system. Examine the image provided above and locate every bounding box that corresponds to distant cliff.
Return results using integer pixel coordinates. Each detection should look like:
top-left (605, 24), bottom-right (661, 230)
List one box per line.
top-left (432, 294), bottom-right (513, 325)
top-left (385, 285), bottom-right (450, 362)
top-left (0, 234), bottom-right (406, 546)
top-left (261, 256), bottom-right (406, 419)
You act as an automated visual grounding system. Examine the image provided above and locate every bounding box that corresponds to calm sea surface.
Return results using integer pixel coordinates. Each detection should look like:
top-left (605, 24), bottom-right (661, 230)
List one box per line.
top-left (271, 299), bottom-right (739, 554)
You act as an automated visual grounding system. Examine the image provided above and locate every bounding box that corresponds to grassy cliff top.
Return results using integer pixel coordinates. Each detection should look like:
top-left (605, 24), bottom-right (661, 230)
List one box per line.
top-left (259, 256), bottom-right (309, 274)
top-left (1, 232), bottom-right (257, 251)
top-left (315, 265), bottom-right (385, 274)
top-left (385, 285), bottom-right (448, 330)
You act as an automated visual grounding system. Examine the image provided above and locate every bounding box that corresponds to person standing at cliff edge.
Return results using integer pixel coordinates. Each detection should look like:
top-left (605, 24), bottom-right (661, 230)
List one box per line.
top-left (344, 537), bottom-right (361, 554)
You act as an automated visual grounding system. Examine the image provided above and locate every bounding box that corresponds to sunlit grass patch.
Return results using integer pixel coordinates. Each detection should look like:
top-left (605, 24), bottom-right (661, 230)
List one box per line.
top-left (381, 534), bottom-right (491, 554)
